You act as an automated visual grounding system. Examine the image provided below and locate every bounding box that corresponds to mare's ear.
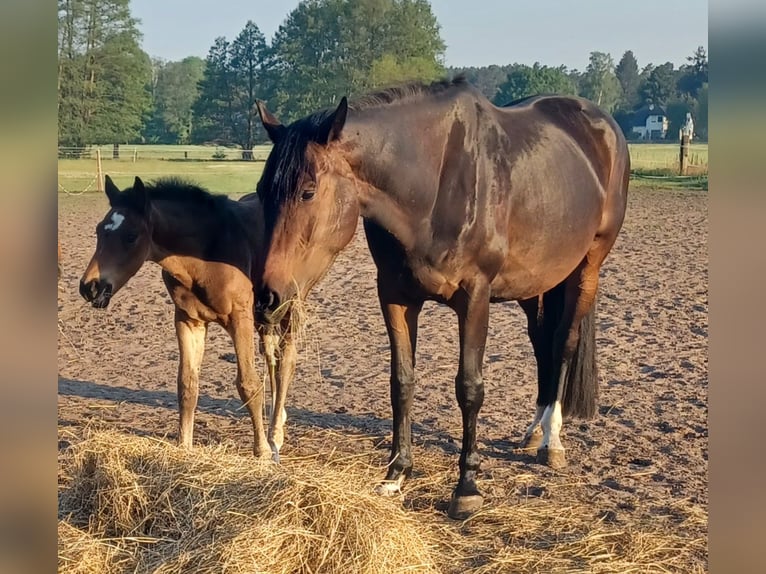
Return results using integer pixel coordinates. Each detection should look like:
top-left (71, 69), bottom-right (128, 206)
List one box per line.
top-left (104, 175), bottom-right (120, 206)
top-left (256, 100), bottom-right (286, 144)
top-left (132, 176), bottom-right (150, 215)
top-left (318, 96), bottom-right (348, 145)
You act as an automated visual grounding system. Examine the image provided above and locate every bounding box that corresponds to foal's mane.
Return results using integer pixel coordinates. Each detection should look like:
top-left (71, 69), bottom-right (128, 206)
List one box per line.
top-left (114, 177), bottom-right (232, 215)
top-left (257, 76), bottom-right (470, 220)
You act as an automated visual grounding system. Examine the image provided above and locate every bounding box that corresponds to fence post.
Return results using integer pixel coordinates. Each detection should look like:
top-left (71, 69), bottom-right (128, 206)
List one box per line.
top-left (679, 134), bottom-right (690, 176)
top-left (133, 148), bottom-right (137, 163)
top-left (96, 149), bottom-right (103, 193)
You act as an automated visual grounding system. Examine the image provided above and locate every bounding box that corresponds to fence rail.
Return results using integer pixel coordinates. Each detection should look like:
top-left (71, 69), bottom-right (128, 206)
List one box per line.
top-left (58, 145), bottom-right (272, 162)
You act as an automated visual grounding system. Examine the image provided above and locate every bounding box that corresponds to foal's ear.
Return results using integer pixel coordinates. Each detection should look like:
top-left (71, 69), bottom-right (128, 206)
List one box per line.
top-left (318, 96), bottom-right (348, 145)
top-left (256, 100), bottom-right (285, 144)
top-left (132, 176), bottom-right (150, 214)
top-left (104, 175), bottom-right (121, 206)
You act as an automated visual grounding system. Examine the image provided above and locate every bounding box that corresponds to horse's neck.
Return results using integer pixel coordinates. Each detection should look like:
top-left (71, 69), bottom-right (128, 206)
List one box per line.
top-left (343, 112), bottom-right (443, 250)
top-left (147, 201), bottom-right (218, 264)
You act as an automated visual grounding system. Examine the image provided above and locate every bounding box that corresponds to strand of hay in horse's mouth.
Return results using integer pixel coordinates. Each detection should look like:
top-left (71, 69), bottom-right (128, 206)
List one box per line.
top-left (57, 430), bottom-right (440, 574)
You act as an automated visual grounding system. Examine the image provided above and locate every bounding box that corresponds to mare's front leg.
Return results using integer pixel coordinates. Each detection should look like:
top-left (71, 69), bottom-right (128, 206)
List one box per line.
top-left (174, 309), bottom-right (207, 448)
top-left (448, 279), bottom-right (490, 520)
top-left (375, 280), bottom-right (423, 496)
top-left (228, 309), bottom-right (271, 458)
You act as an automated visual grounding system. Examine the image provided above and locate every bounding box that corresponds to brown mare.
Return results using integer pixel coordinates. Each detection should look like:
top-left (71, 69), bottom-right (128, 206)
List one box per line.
top-left (253, 77), bottom-right (629, 519)
top-left (79, 175), bottom-right (297, 461)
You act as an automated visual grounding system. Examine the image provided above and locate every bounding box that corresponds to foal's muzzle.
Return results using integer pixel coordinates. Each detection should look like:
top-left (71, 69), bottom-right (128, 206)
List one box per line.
top-left (79, 278), bottom-right (113, 309)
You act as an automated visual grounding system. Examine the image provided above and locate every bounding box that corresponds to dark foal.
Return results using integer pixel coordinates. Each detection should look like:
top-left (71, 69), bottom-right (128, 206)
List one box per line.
top-left (253, 77), bottom-right (629, 518)
top-left (79, 175), bottom-right (297, 461)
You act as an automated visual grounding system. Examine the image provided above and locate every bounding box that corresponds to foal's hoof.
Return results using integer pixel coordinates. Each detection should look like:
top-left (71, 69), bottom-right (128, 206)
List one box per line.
top-left (447, 494), bottom-right (484, 520)
top-left (536, 447), bottom-right (567, 468)
top-left (516, 432), bottom-right (544, 452)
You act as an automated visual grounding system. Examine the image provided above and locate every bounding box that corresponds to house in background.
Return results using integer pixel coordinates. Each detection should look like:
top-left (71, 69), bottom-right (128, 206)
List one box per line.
top-left (630, 104), bottom-right (669, 140)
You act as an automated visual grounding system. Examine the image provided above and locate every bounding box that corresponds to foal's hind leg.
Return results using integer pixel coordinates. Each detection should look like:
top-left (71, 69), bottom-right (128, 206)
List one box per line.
top-left (174, 309), bottom-right (207, 448)
top-left (537, 260), bottom-right (600, 468)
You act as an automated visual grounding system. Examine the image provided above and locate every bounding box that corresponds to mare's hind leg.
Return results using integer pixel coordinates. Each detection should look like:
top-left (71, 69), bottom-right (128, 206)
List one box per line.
top-left (374, 279), bottom-right (423, 497)
top-left (174, 309), bottom-right (207, 448)
top-left (537, 260), bottom-right (600, 469)
top-left (517, 294), bottom-right (558, 452)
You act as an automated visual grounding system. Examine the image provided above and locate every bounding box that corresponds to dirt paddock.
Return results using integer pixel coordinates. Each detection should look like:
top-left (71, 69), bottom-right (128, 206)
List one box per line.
top-left (58, 185), bottom-right (708, 571)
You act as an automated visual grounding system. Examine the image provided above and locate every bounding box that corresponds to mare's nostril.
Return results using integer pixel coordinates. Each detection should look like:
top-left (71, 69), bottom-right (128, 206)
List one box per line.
top-left (257, 288), bottom-right (280, 312)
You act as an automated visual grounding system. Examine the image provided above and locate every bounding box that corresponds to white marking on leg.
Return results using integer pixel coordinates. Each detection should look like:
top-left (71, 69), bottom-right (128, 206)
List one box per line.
top-left (271, 443), bottom-right (280, 464)
top-left (524, 405), bottom-right (545, 439)
top-left (540, 401), bottom-right (564, 451)
top-left (104, 211), bottom-right (125, 231)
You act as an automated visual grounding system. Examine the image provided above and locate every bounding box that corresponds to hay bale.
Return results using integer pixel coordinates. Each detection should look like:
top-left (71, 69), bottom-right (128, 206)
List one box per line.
top-left (58, 430), bottom-right (439, 574)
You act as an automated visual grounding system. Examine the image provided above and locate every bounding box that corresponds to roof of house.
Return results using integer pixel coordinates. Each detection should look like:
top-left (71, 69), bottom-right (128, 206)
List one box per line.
top-left (632, 104), bottom-right (667, 126)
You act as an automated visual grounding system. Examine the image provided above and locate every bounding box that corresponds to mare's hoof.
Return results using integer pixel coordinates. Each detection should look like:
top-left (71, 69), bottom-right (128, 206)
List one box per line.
top-left (536, 447), bottom-right (567, 468)
top-left (447, 494), bottom-right (484, 520)
top-left (374, 476), bottom-right (405, 497)
top-left (516, 432), bottom-right (544, 452)
top-left (270, 445), bottom-right (281, 464)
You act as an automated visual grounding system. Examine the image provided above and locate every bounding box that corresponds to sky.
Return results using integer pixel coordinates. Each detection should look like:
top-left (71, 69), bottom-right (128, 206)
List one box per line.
top-left (131, 0), bottom-right (708, 71)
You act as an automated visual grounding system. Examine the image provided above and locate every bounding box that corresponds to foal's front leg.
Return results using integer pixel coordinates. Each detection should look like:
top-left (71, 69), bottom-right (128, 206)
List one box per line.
top-left (375, 283), bottom-right (423, 496)
top-left (174, 309), bottom-right (207, 448)
top-left (448, 280), bottom-right (490, 520)
top-left (229, 311), bottom-right (271, 458)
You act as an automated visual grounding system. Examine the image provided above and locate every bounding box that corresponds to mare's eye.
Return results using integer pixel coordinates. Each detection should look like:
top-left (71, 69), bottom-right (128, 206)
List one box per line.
top-left (301, 184), bottom-right (316, 202)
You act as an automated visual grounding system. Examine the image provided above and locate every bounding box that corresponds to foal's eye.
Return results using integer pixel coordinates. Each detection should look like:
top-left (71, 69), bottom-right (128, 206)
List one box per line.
top-left (301, 184), bottom-right (316, 202)
top-left (123, 232), bottom-right (139, 245)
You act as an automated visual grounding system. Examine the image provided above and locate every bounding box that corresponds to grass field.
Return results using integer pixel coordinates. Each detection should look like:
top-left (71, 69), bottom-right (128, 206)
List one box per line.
top-left (57, 142), bottom-right (708, 195)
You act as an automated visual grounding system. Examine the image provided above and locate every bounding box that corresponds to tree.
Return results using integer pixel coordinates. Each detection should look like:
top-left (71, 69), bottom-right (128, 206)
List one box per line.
top-left (268, 0), bottom-right (446, 122)
top-left (640, 62), bottom-right (676, 107)
top-left (578, 51), bottom-right (621, 111)
top-left (57, 0), bottom-right (152, 146)
top-left (144, 57), bottom-right (205, 144)
top-left (447, 64), bottom-right (518, 101)
top-left (493, 63), bottom-right (576, 105)
top-left (678, 46), bottom-right (708, 99)
top-left (192, 21), bottom-right (270, 155)
top-left (615, 50), bottom-right (640, 108)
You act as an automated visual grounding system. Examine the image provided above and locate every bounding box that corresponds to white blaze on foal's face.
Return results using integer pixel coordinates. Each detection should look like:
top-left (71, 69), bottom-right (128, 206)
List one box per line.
top-left (104, 211), bottom-right (125, 232)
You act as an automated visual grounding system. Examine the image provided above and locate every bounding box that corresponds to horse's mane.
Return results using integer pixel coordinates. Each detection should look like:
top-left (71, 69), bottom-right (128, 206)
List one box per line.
top-left (257, 76), bottom-right (471, 222)
top-left (350, 75), bottom-right (469, 110)
top-left (113, 177), bottom-right (233, 214)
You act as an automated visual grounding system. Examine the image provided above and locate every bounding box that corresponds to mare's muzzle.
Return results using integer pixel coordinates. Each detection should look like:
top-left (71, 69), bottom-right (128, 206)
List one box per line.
top-left (255, 286), bottom-right (288, 325)
top-left (79, 278), bottom-right (113, 309)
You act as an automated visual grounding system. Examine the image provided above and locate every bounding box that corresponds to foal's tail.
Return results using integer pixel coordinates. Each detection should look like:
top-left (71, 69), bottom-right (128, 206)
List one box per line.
top-left (560, 299), bottom-right (598, 419)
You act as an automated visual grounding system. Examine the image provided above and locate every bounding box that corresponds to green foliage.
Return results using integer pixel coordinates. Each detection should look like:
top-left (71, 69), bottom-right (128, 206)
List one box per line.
top-left (578, 52), bottom-right (621, 112)
top-left (640, 62), bottom-right (677, 107)
top-left (192, 21), bottom-right (270, 153)
top-left (144, 57), bottom-right (205, 144)
top-left (493, 63), bottom-right (576, 105)
top-left (677, 46), bottom-right (708, 99)
top-left (447, 64), bottom-right (518, 101)
top-left (615, 50), bottom-right (641, 109)
top-left (267, 0), bottom-right (445, 122)
top-left (57, 0), bottom-right (152, 146)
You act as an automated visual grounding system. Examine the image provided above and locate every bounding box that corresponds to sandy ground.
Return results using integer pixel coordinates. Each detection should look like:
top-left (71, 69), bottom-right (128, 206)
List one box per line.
top-left (58, 186), bottom-right (707, 565)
